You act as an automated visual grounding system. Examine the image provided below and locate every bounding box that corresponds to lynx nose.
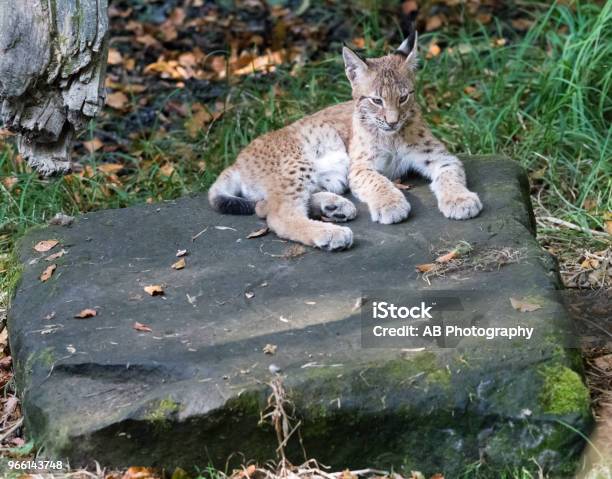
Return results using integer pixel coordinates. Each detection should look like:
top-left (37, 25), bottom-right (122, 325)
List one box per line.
top-left (386, 120), bottom-right (399, 129)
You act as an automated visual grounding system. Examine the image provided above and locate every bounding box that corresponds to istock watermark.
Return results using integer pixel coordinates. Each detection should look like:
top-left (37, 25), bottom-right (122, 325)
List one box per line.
top-left (359, 290), bottom-right (577, 349)
top-left (372, 301), bottom-right (434, 319)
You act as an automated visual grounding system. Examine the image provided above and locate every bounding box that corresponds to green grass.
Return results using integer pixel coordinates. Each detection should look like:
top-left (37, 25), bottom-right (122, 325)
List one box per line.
top-left (417, 1), bottom-right (611, 234)
top-left (1, 2), bottom-right (609, 246)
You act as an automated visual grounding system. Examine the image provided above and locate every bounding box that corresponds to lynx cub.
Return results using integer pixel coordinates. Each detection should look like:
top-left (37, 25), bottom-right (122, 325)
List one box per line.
top-left (209, 31), bottom-right (482, 251)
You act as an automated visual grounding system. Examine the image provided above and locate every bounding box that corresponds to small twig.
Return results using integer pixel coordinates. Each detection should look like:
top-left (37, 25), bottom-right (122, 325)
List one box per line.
top-left (581, 318), bottom-right (612, 339)
top-left (276, 420), bottom-right (302, 454)
top-left (191, 226), bottom-right (209, 242)
top-left (539, 216), bottom-right (609, 237)
top-left (0, 417), bottom-right (23, 442)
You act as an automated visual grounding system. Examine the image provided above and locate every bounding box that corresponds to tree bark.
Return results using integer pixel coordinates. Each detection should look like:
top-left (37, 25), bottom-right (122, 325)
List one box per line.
top-left (0, 0), bottom-right (108, 176)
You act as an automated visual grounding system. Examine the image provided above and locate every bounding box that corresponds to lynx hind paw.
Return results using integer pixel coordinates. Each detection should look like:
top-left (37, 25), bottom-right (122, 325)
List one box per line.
top-left (313, 225), bottom-right (354, 251)
top-left (320, 197), bottom-right (357, 222)
top-left (439, 190), bottom-right (482, 220)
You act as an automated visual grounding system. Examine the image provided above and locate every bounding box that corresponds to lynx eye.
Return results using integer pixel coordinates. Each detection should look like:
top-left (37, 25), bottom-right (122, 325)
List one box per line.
top-left (399, 94), bottom-right (409, 104)
top-left (369, 97), bottom-right (383, 106)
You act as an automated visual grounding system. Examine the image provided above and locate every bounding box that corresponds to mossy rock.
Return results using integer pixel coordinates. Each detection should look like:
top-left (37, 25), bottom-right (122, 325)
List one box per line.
top-left (7, 157), bottom-right (592, 477)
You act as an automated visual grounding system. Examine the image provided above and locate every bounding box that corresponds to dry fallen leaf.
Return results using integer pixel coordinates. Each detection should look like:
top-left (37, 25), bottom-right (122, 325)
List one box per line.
top-left (582, 197), bottom-right (597, 211)
top-left (40, 264), bottom-right (57, 282)
top-left (74, 308), bottom-right (97, 319)
top-left (2, 176), bottom-right (18, 190)
top-left (83, 138), bottom-right (104, 153)
top-left (426, 43), bottom-right (441, 59)
top-left (135, 34), bottom-right (160, 49)
top-left (426, 15), bottom-right (443, 31)
top-left (34, 239), bottom-right (59, 252)
top-left (144, 285), bottom-right (164, 296)
top-left (233, 50), bottom-right (285, 76)
top-left (159, 163), bottom-right (175, 177)
top-left (178, 52), bottom-right (198, 69)
top-left (98, 163), bottom-right (124, 174)
top-left (581, 258), bottom-right (600, 270)
top-left (352, 37), bottom-right (366, 49)
top-left (393, 179), bottom-right (412, 190)
top-left (247, 227), bottom-right (269, 239)
top-left (185, 108), bottom-right (213, 139)
top-left (263, 343), bottom-right (277, 355)
top-left (106, 91), bottom-right (129, 110)
top-left (435, 250), bottom-right (458, 263)
top-left (171, 258), bottom-right (186, 270)
top-left (340, 470), bottom-right (357, 479)
top-left (238, 465), bottom-right (257, 479)
top-left (605, 220), bottom-right (612, 235)
top-left (122, 466), bottom-right (159, 479)
top-left (133, 322), bottom-right (153, 333)
top-left (511, 18), bottom-right (534, 30)
top-left (416, 263), bottom-right (437, 273)
top-left (510, 297), bottom-right (542, 312)
top-left (46, 249), bottom-right (66, 261)
top-left (476, 12), bottom-right (492, 24)
top-left (108, 48), bottom-right (124, 65)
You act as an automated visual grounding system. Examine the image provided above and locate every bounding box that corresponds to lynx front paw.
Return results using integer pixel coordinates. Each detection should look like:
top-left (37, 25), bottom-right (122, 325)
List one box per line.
top-left (438, 190), bottom-right (482, 220)
top-left (313, 225), bottom-right (354, 251)
top-left (369, 194), bottom-right (411, 224)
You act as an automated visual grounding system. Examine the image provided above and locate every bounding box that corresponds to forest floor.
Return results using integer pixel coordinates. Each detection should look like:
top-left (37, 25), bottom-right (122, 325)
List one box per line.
top-left (0, 0), bottom-right (610, 477)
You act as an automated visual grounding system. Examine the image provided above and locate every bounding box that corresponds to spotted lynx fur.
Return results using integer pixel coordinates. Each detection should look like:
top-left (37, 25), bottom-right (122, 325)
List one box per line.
top-left (209, 31), bottom-right (483, 251)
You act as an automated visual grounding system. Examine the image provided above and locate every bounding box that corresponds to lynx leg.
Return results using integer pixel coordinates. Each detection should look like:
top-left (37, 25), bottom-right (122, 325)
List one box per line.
top-left (255, 200), bottom-right (268, 219)
top-left (310, 192), bottom-right (357, 222)
top-left (348, 160), bottom-right (411, 224)
top-left (413, 148), bottom-right (482, 220)
top-left (266, 195), bottom-right (353, 251)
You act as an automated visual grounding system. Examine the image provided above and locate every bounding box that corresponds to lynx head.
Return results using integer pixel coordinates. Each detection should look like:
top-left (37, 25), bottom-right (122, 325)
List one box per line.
top-left (342, 32), bottom-right (418, 134)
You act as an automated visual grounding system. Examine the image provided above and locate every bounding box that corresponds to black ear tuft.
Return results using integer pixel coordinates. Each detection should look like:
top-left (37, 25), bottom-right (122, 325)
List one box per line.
top-left (395, 23), bottom-right (417, 57)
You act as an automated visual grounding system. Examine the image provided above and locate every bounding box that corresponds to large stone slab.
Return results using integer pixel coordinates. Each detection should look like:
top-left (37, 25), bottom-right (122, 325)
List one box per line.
top-left (8, 156), bottom-right (591, 477)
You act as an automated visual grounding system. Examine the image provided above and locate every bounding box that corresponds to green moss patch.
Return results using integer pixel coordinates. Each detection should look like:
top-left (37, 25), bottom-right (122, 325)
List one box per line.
top-left (145, 398), bottom-right (181, 430)
top-left (539, 365), bottom-right (590, 416)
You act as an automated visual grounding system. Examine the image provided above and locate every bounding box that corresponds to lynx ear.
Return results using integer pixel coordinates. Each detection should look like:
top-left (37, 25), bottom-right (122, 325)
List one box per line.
top-left (396, 30), bottom-right (419, 71)
top-left (342, 45), bottom-right (368, 84)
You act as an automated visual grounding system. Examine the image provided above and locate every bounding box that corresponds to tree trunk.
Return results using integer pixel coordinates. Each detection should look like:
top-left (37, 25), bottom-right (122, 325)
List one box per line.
top-left (0, 0), bottom-right (108, 176)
